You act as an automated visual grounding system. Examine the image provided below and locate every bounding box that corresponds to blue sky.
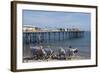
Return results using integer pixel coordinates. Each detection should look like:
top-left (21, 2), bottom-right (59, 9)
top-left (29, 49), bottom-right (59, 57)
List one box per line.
top-left (22, 10), bottom-right (91, 31)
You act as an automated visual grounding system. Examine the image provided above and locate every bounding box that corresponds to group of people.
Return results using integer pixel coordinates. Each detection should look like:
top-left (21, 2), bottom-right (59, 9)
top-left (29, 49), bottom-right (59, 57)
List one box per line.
top-left (30, 46), bottom-right (79, 60)
top-left (31, 46), bottom-right (53, 60)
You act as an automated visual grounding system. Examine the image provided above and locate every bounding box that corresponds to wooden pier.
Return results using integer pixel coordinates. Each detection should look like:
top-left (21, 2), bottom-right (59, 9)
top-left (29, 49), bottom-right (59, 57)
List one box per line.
top-left (23, 30), bottom-right (84, 44)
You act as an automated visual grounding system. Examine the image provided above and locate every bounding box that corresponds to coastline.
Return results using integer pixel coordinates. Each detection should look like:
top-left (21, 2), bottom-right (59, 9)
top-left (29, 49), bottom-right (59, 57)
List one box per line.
top-left (23, 44), bottom-right (90, 63)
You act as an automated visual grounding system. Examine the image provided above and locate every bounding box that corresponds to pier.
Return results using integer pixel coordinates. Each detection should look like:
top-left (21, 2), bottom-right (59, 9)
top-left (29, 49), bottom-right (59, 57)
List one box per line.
top-left (23, 30), bottom-right (84, 44)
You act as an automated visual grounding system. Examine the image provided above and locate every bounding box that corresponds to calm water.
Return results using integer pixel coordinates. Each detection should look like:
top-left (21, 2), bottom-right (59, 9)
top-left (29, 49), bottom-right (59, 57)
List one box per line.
top-left (23, 31), bottom-right (91, 59)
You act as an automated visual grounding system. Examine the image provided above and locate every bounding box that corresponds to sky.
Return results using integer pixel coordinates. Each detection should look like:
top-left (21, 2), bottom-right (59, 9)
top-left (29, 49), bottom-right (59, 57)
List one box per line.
top-left (22, 10), bottom-right (91, 31)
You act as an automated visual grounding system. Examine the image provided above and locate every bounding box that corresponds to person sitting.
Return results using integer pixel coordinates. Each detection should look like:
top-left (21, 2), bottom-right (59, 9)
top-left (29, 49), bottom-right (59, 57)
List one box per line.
top-left (67, 46), bottom-right (78, 59)
top-left (58, 47), bottom-right (66, 60)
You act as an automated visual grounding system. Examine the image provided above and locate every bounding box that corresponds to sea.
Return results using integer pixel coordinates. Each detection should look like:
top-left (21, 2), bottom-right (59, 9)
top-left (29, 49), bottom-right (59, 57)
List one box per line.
top-left (23, 31), bottom-right (91, 59)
